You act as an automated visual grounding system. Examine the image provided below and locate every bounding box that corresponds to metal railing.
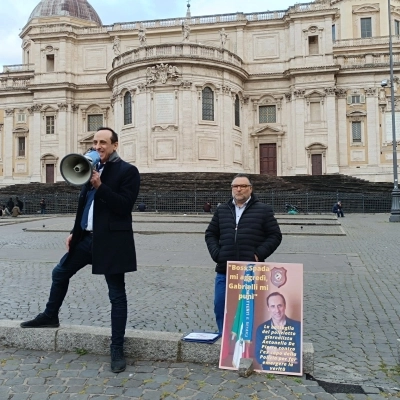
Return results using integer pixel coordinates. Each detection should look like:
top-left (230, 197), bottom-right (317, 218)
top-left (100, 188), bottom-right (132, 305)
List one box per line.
top-left (0, 190), bottom-right (391, 216)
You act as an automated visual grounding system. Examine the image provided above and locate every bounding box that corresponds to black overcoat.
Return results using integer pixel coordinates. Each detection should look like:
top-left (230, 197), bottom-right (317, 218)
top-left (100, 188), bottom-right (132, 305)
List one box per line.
top-left (69, 158), bottom-right (140, 274)
top-left (205, 195), bottom-right (282, 274)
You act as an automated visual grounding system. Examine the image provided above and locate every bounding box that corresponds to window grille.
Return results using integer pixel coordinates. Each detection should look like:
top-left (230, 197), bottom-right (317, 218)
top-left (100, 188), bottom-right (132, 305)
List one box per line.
top-left (308, 35), bottom-right (319, 55)
top-left (124, 92), bottom-right (132, 125)
top-left (18, 137), bottom-right (25, 157)
top-left (46, 116), bottom-right (55, 134)
top-left (88, 114), bottom-right (103, 132)
top-left (361, 18), bottom-right (372, 38)
top-left (259, 105), bottom-right (276, 123)
top-left (352, 121), bottom-right (362, 142)
top-left (234, 95), bottom-right (240, 127)
top-left (202, 87), bottom-right (214, 121)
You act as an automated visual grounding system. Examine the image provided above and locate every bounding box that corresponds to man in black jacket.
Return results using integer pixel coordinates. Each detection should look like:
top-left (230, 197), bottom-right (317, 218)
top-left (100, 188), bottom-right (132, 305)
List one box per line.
top-left (21, 127), bottom-right (140, 373)
top-left (205, 173), bottom-right (282, 333)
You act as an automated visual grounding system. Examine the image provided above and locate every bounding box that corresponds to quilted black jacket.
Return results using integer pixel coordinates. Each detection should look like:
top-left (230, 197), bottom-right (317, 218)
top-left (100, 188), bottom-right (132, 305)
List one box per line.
top-left (205, 195), bottom-right (282, 274)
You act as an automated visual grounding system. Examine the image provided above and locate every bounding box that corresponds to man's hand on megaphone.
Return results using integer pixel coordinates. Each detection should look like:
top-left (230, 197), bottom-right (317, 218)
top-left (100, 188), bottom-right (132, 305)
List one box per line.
top-left (90, 170), bottom-right (102, 189)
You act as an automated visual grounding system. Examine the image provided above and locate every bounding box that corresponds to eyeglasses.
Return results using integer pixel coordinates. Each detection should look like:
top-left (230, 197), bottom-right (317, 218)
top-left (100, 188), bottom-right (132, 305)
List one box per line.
top-left (231, 184), bottom-right (252, 189)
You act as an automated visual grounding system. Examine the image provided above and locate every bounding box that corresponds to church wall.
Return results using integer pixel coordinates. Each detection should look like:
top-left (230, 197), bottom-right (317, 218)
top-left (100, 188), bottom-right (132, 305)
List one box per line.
top-left (1, 0), bottom-right (400, 184)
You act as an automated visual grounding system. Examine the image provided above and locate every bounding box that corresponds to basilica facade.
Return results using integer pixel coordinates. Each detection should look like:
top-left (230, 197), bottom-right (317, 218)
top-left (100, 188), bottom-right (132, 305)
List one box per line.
top-left (0, 0), bottom-right (399, 185)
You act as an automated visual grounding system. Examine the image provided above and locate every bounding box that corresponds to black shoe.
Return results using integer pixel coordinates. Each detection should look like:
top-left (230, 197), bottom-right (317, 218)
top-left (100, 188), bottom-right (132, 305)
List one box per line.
top-left (20, 313), bottom-right (60, 328)
top-left (110, 345), bottom-right (126, 373)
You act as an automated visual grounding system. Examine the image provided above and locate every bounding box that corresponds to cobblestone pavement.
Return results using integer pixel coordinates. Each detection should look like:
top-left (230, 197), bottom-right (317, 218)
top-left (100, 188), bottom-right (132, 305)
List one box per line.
top-left (0, 347), bottom-right (392, 399)
top-left (1, 213), bottom-right (400, 398)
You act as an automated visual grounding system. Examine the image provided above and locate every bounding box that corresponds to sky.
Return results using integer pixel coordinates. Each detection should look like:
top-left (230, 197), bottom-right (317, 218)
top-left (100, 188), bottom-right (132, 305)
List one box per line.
top-left (0, 0), bottom-right (309, 67)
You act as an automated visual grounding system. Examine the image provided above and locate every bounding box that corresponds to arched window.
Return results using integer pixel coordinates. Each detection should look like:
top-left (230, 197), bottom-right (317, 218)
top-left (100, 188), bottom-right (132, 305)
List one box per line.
top-left (234, 95), bottom-right (240, 127)
top-left (202, 87), bottom-right (214, 121)
top-left (124, 92), bottom-right (132, 125)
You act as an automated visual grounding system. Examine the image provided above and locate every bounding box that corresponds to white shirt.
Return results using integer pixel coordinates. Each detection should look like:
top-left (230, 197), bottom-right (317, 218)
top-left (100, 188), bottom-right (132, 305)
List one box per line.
top-left (85, 165), bottom-right (104, 231)
top-left (233, 196), bottom-right (251, 225)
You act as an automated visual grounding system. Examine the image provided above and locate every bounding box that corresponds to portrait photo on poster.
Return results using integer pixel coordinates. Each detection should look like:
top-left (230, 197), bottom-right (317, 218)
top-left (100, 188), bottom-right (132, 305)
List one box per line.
top-left (219, 261), bottom-right (303, 376)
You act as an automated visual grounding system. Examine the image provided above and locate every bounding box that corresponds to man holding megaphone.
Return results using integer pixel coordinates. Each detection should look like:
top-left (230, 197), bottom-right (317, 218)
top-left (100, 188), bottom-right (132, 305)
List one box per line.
top-left (21, 127), bottom-right (140, 374)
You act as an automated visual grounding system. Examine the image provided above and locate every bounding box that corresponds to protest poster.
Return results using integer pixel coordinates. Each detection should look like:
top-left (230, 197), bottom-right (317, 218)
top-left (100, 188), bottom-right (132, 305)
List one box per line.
top-left (219, 261), bottom-right (303, 376)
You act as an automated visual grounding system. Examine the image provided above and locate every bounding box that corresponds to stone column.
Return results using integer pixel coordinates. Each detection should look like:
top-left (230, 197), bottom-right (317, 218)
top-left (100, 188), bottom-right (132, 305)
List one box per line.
top-left (241, 96), bottom-right (250, 172)
top-left (325, 87), bottom-right (339, 173)
top-left (293, 89), bottom-right (307, 174)
top-left (56, 103), bottom-right (69, 162)
top-left (71, 104), bottom-right (79, 152)
top-left (180, 82), bottom-right (194, 165)
top-left (30, 104), bottom-right (42, 182)
top-left (365, 88), bottom-right (379, 165)
top-left (222, 87), bottom-right (232, 170)
top-left (283, 93), bottom-right (293, 175)
top-left (236, 26), bottom-right (244, 59)
top-left (137, 84), bottom-right (149, 168)
top-left (336, 89), bottom-right (348, 167)
top-left (3, 109), bottom-right (14, 182)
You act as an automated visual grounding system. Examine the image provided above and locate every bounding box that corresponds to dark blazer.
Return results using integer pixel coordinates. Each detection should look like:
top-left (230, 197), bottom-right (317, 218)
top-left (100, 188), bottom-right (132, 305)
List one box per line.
top-left (255, 317), bottom-right (302, 373)
top-left (205, 195), bottom-right (282, 274)
top-left (69, 158), bottom-right (140, 275)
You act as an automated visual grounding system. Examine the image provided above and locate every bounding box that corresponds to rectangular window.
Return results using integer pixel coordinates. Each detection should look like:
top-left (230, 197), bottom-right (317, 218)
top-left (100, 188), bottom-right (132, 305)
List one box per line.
top-left (259, 105), bottom-right (276, 124)
top-left (234, 96), bottom-right (240, 127)
top-left (18, 137), bottom-right (25, 157)
top-left (88, 114), bottom-right (103, 131)
top-left (17, 113), bottom-right (26, 123)
top-left (310, 102), bottom-right (320, 122)
top-left (396, 20), bottom-right (400, 36)
top-left (352, 121), bottom-right (362, 143)
top-left (332, 24), bottom-right (336, 41)
top-left (351, 95), bottom-right (361, 104)
top-left (46, 116), bottom-right (55, 134)
top-left (308, 35), bottom-right (319, 55)
top-left (46, 54), bottom-right (54, 72)
top-left (361, 17), bottom-right (372, 38)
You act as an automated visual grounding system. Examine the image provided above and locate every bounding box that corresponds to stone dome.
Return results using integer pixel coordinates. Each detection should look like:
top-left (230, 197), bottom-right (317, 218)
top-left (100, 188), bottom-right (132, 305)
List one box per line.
top-left (28, 0), bottom-right (102, 25)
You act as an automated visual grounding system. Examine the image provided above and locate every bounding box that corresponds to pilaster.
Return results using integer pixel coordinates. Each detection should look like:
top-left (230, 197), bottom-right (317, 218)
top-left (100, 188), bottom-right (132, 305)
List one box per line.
top-left (366, 88), bottom-right (379, 165)
top-left (336, 89), bottom-right (348, 167)
top-left (293, 90), bottom-right (307, 174)
top-left (3, 109), bottom-right (14, 181)
top-left (30, 104), bottom-right (43, 182)
top-left (325, 87), bottom-right (339, 173)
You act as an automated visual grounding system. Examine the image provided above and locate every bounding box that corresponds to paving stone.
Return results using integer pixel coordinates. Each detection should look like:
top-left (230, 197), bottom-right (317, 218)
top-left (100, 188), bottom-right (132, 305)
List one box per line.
top-left (1, 214), bottom-right (400, 399)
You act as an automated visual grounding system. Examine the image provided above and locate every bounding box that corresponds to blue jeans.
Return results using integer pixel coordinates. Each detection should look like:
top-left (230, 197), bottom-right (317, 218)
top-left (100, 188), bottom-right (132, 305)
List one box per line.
top-left (214, 273), bottom-right (226, 334)
top-left (44, 234), bottom-right (127, 347)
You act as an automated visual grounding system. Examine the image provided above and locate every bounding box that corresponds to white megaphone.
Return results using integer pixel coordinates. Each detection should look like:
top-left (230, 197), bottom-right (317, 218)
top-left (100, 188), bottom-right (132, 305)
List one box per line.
top-left (60, 149), bottom-right (101, 186)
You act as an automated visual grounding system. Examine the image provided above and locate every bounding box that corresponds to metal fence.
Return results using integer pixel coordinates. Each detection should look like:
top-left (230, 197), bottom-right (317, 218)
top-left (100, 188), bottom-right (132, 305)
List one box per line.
top-left (1, 190), bottom-right (391, 215)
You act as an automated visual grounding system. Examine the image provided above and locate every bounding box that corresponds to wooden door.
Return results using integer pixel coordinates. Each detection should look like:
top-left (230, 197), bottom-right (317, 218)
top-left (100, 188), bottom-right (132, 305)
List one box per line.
top-left (260, 144), bottom-right (277, 175)
top-left (311, 154), bottom-right (322, 175)
top-left (46, 164), bottom-right (55, 183)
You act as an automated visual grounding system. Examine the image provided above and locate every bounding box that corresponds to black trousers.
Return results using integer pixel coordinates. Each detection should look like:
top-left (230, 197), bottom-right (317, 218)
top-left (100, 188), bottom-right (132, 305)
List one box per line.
top-left (44, 234), bottom-right (127, 347)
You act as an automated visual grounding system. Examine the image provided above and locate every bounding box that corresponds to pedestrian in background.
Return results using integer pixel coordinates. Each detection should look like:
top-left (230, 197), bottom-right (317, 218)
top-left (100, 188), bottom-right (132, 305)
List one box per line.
top-left (40, 198), bottom-right (46, 214)
top-left (6, 197), bottom-right (14, 214)
top-left (203, 201), bottom-right (212, 213)
top-left (11, 205), bottom-right (22, 217)
top-left (137, 202), bottom-right (146, 212)
top-left (332, 201), bottom-right (344, 217)
top-left (16, 197), bottom-right (23, 213)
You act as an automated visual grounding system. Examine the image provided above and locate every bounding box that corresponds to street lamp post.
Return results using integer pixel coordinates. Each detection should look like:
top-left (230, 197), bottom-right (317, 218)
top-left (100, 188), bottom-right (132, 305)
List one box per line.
top-left (388, 0), bottom-right (400, 222)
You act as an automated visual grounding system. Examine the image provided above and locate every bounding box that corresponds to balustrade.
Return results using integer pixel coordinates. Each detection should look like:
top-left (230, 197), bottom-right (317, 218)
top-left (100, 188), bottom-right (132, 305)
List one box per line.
top-left (28, 8), bottom-right (310, 38)
top-left (3, 64), bottom-right (34, 73)
top-left (112, 43), bottom-right (243, 69)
